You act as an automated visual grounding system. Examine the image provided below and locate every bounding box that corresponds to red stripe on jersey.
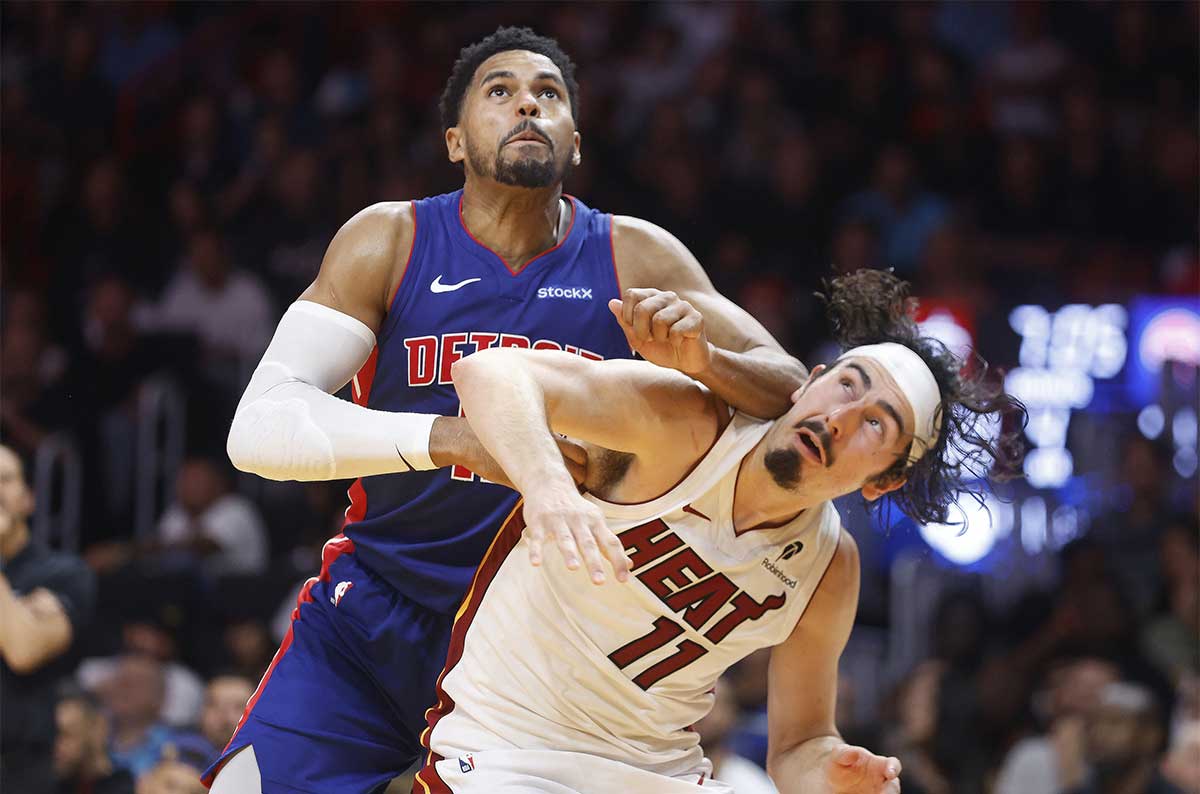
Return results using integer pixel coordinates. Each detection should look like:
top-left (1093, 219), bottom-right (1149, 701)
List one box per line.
top-left (345, 202), bottom-right (416, 529)
top-left (202, 535), bottom-right (356, 788)
top-left (343, 345), bottom-right (379, 527)
top-left (414, 501), bottom-right (526, 793)
top-left (609, 213), bottom-right (622, 296)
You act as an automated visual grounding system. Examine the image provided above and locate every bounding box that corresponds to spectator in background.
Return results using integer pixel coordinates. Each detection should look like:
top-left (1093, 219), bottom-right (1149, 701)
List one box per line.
top-left (841, 142), bottom-right (949, 273)
top-left (151, 227), bottom-right (274, 389)
top-left (133, 745), bottom-right (209, 794)
top-left (0, 291), bottom-right (72, 458)
top-left (1142, 514), bottom-right (1200, 687)
top-left (995, 657), bottom-right (1120, 794)
top-left (881, 661), bottom-right (950, 794)
top-left (1066, 682), bottom-right (1175, 794)
top-left (54, 686), bottom-right (135, 794)
top-left (196, 674), bottom-right (255, 764)
top-left (0, 444), bottom-right (97, 794)
top-left (155, 457), bottom-right (268, 577)
top-left (1161, 721), bottom-right (1200, 794)
top-left (96, 654), bottom-right (174, 779)
top-left (694, 681), bottom-right (777, 794)
top-left (77, 618), bottom-right (206, 731)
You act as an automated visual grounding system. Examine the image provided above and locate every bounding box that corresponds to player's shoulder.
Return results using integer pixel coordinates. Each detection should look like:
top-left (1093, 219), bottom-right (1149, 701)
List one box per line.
top-left (307, 202), bottom-right (417, 323)
top-left (609, 215), bottom-right (704, 289)
top-left (339, 201), bottom-right (415, 245)
top-left (610, 215), bottom-right (678, 254)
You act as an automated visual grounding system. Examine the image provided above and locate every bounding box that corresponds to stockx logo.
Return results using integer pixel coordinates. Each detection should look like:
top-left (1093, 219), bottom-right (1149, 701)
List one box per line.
top-left (537, 285), bottom-right (593, 300)
top-left (776, 541), bottom-right (803, 561)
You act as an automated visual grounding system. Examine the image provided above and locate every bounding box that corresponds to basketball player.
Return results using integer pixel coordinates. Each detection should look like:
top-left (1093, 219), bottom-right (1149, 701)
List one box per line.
top-left (206, 28), bottom-right (804, 794)
top-left (414, 270), bottom-right (1026, 794)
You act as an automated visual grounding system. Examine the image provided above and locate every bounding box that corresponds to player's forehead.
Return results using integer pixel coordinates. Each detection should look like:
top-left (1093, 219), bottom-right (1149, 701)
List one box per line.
top-left (472, 50), bottom-right (563, 86)
top-left (832, 357), bottom-right (915, 436)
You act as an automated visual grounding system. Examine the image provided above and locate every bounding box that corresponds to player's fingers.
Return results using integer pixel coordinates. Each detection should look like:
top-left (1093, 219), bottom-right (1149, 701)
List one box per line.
top-left (608, 300), bottom-right (639, 351)
top-left (525, 521), bottom-right (545, 566)
top-left (651, 302), bottom-right (690, 343)
top-left (666, 311), bottom-right (704, 341)
top-left (571, 524), bottom-right (607, 585)
top-left (553, 522), bottom-right (582, 570)
top-left (884, 756), bottom-right (902, 779)
top-left (832, 745), bottom-right (863, 767)
top-left (597, 526), bottom-right (631, 582)
top-left (631, 294), bottom-right (672, 341)
top-left (621, 289), bottom-right (660, 327)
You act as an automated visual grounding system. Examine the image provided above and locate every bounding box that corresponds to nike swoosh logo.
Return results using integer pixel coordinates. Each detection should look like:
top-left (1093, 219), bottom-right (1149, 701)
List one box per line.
top-left (430, 275), bottom-right (482, 293)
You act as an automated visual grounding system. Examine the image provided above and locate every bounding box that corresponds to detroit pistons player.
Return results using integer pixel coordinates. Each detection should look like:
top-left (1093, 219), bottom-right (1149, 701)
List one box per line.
top-left (205, 27), bottom-right (804, 794)
top-left (418, 271), bottom-right (1025, 794)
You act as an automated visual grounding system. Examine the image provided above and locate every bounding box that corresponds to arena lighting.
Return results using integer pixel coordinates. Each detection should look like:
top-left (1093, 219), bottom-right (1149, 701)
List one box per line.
top-left (1174, 448), bottom-right (1198, 478)
top-left (1007, 304), bottom-right (1129, 489)
top-left (1173, 407), bottom-right (1197, 448)
top-left (1137, 405), bottom-right (1165, 439)
top-left (1020, 496), bottom-right (1048, 555)
top-left (918, 309), bottom-right (973, 359)
top-left (919, 492), bottom-right (1012, 566)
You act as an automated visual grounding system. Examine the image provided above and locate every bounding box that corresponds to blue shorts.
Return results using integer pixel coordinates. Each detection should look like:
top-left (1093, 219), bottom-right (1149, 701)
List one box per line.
top-left (202, 535), bottom-right (453, 794)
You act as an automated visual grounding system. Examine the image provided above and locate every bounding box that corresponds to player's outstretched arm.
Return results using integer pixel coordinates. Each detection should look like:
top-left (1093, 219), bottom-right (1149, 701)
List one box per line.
top-left (612, 217), bottom-right (807, 419)
top-left (452, 349), bottom-right (715, 584)
top-left (227, 203), bottom-right (448, 481)
top-left (765, 531), bottom-right (902, 794)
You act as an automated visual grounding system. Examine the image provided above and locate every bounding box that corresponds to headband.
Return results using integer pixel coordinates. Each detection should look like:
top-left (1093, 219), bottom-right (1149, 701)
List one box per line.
top-left (838, 343), bottom-right (942, 464)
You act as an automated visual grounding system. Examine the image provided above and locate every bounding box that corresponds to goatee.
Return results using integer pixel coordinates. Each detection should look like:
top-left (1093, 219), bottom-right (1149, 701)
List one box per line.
top-left (764, 447), bottom-right (802, 491)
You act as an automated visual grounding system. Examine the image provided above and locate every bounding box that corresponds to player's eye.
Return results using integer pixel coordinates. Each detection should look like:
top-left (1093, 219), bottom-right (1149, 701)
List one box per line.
top-left (840, 378), bottom-right (853, 392)
top-left (488, 86), bottom-right (509, 97)
top-left (540, 88), bottom-right (559, 99)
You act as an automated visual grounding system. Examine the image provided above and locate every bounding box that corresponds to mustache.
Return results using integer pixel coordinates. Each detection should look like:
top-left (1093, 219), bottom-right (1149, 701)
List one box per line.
top-left (501, 120), bottom-right (553, 150)
top-left (796, 419), bottom-right (834, 468)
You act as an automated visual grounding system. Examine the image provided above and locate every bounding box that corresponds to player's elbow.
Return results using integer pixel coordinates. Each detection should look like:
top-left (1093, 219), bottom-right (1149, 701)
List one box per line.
top-left (450, 349), bottom-right (499, 391)
top-left (226, 398), bottom-right (336, 481)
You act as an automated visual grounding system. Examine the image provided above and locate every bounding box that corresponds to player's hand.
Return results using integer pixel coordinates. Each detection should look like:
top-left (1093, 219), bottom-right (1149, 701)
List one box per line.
top-left (609, 289), bottom-right (712, 375)
top-left (522, 489), bottom-right (631, 585)
top-left (824, 744), bottom-right (902, 794)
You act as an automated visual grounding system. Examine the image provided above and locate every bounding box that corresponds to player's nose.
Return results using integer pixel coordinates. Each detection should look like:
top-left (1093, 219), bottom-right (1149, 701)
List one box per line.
top-left (516, 89), bottom-right (540, 117)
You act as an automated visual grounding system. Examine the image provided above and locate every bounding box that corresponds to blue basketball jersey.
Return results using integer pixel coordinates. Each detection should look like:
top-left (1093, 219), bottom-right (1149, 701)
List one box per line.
top-left (344, 191), bottom-right (631, 615)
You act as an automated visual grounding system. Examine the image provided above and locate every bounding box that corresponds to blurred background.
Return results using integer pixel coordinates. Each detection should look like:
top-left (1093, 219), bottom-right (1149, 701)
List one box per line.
top-left (1, 2), bottom-right (1197, 793)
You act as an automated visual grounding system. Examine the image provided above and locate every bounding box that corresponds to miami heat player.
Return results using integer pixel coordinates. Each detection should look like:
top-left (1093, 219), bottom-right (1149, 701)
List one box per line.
top-left (417, 271), bottom-right (1024, 794)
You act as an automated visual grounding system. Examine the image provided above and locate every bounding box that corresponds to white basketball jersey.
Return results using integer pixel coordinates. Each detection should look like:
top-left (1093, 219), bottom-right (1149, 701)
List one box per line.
top-left (420, 411), bottom-right (842, 790)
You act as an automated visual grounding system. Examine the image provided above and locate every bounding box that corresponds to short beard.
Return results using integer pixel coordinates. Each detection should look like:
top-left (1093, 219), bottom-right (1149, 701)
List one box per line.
top-left (494, 151), bottom-right (562, 187)
top-left (764, 447), bottom-right (802, 491)
top-left (466, 134), bottom-right (568, 189)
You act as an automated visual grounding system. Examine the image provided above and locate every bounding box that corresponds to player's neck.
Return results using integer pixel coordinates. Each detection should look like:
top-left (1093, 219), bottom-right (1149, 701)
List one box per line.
top-left (731, 447), bottom-right (811, 532)
top-left (460, 179), bottom-right (566, 273)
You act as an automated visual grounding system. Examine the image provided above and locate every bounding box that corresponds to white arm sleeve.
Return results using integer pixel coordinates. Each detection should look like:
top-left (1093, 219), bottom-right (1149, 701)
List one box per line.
top-left (226, 300), bottom-right (438, 481)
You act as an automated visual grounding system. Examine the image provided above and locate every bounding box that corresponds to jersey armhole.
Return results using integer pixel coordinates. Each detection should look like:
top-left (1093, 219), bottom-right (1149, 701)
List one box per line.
top-left (378, 201), bottom-right (422, 343)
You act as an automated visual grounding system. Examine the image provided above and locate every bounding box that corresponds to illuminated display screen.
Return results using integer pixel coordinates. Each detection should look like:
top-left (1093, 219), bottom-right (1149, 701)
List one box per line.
top-left (890, 296), bottom-right (1200, 568)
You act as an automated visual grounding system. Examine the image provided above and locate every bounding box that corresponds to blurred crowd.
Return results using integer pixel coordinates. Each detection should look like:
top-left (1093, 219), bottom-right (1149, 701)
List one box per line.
top-left (1, 2), bottom-right (1197, 793)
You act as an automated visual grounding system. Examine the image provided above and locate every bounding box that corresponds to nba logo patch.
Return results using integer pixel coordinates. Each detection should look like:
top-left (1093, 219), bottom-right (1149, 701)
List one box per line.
top-left (330, 581), bottom-right (354, 607)
top-left (458, 754), bottom-right (475, 773)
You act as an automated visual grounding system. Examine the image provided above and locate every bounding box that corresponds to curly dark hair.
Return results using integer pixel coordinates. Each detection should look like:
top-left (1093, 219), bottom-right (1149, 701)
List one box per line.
top-left (439, 27), bottom-right (580, 131)
top-left (816, 269), bottom-right (1027, 526)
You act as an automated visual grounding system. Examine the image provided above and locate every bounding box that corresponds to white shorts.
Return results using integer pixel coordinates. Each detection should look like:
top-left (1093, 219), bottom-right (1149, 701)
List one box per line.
top-left (416, 748), bottom-right (736, 794)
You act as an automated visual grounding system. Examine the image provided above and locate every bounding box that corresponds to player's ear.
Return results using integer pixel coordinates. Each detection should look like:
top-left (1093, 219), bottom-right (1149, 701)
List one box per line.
top-left (861, 474), bottom-right (906, 502)
top-left (445, 126), bottom-right (465, 164)
top-left (793, 364), bottom-right (825, 403)
top-left (572, 131), bottom-right (582, 166)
